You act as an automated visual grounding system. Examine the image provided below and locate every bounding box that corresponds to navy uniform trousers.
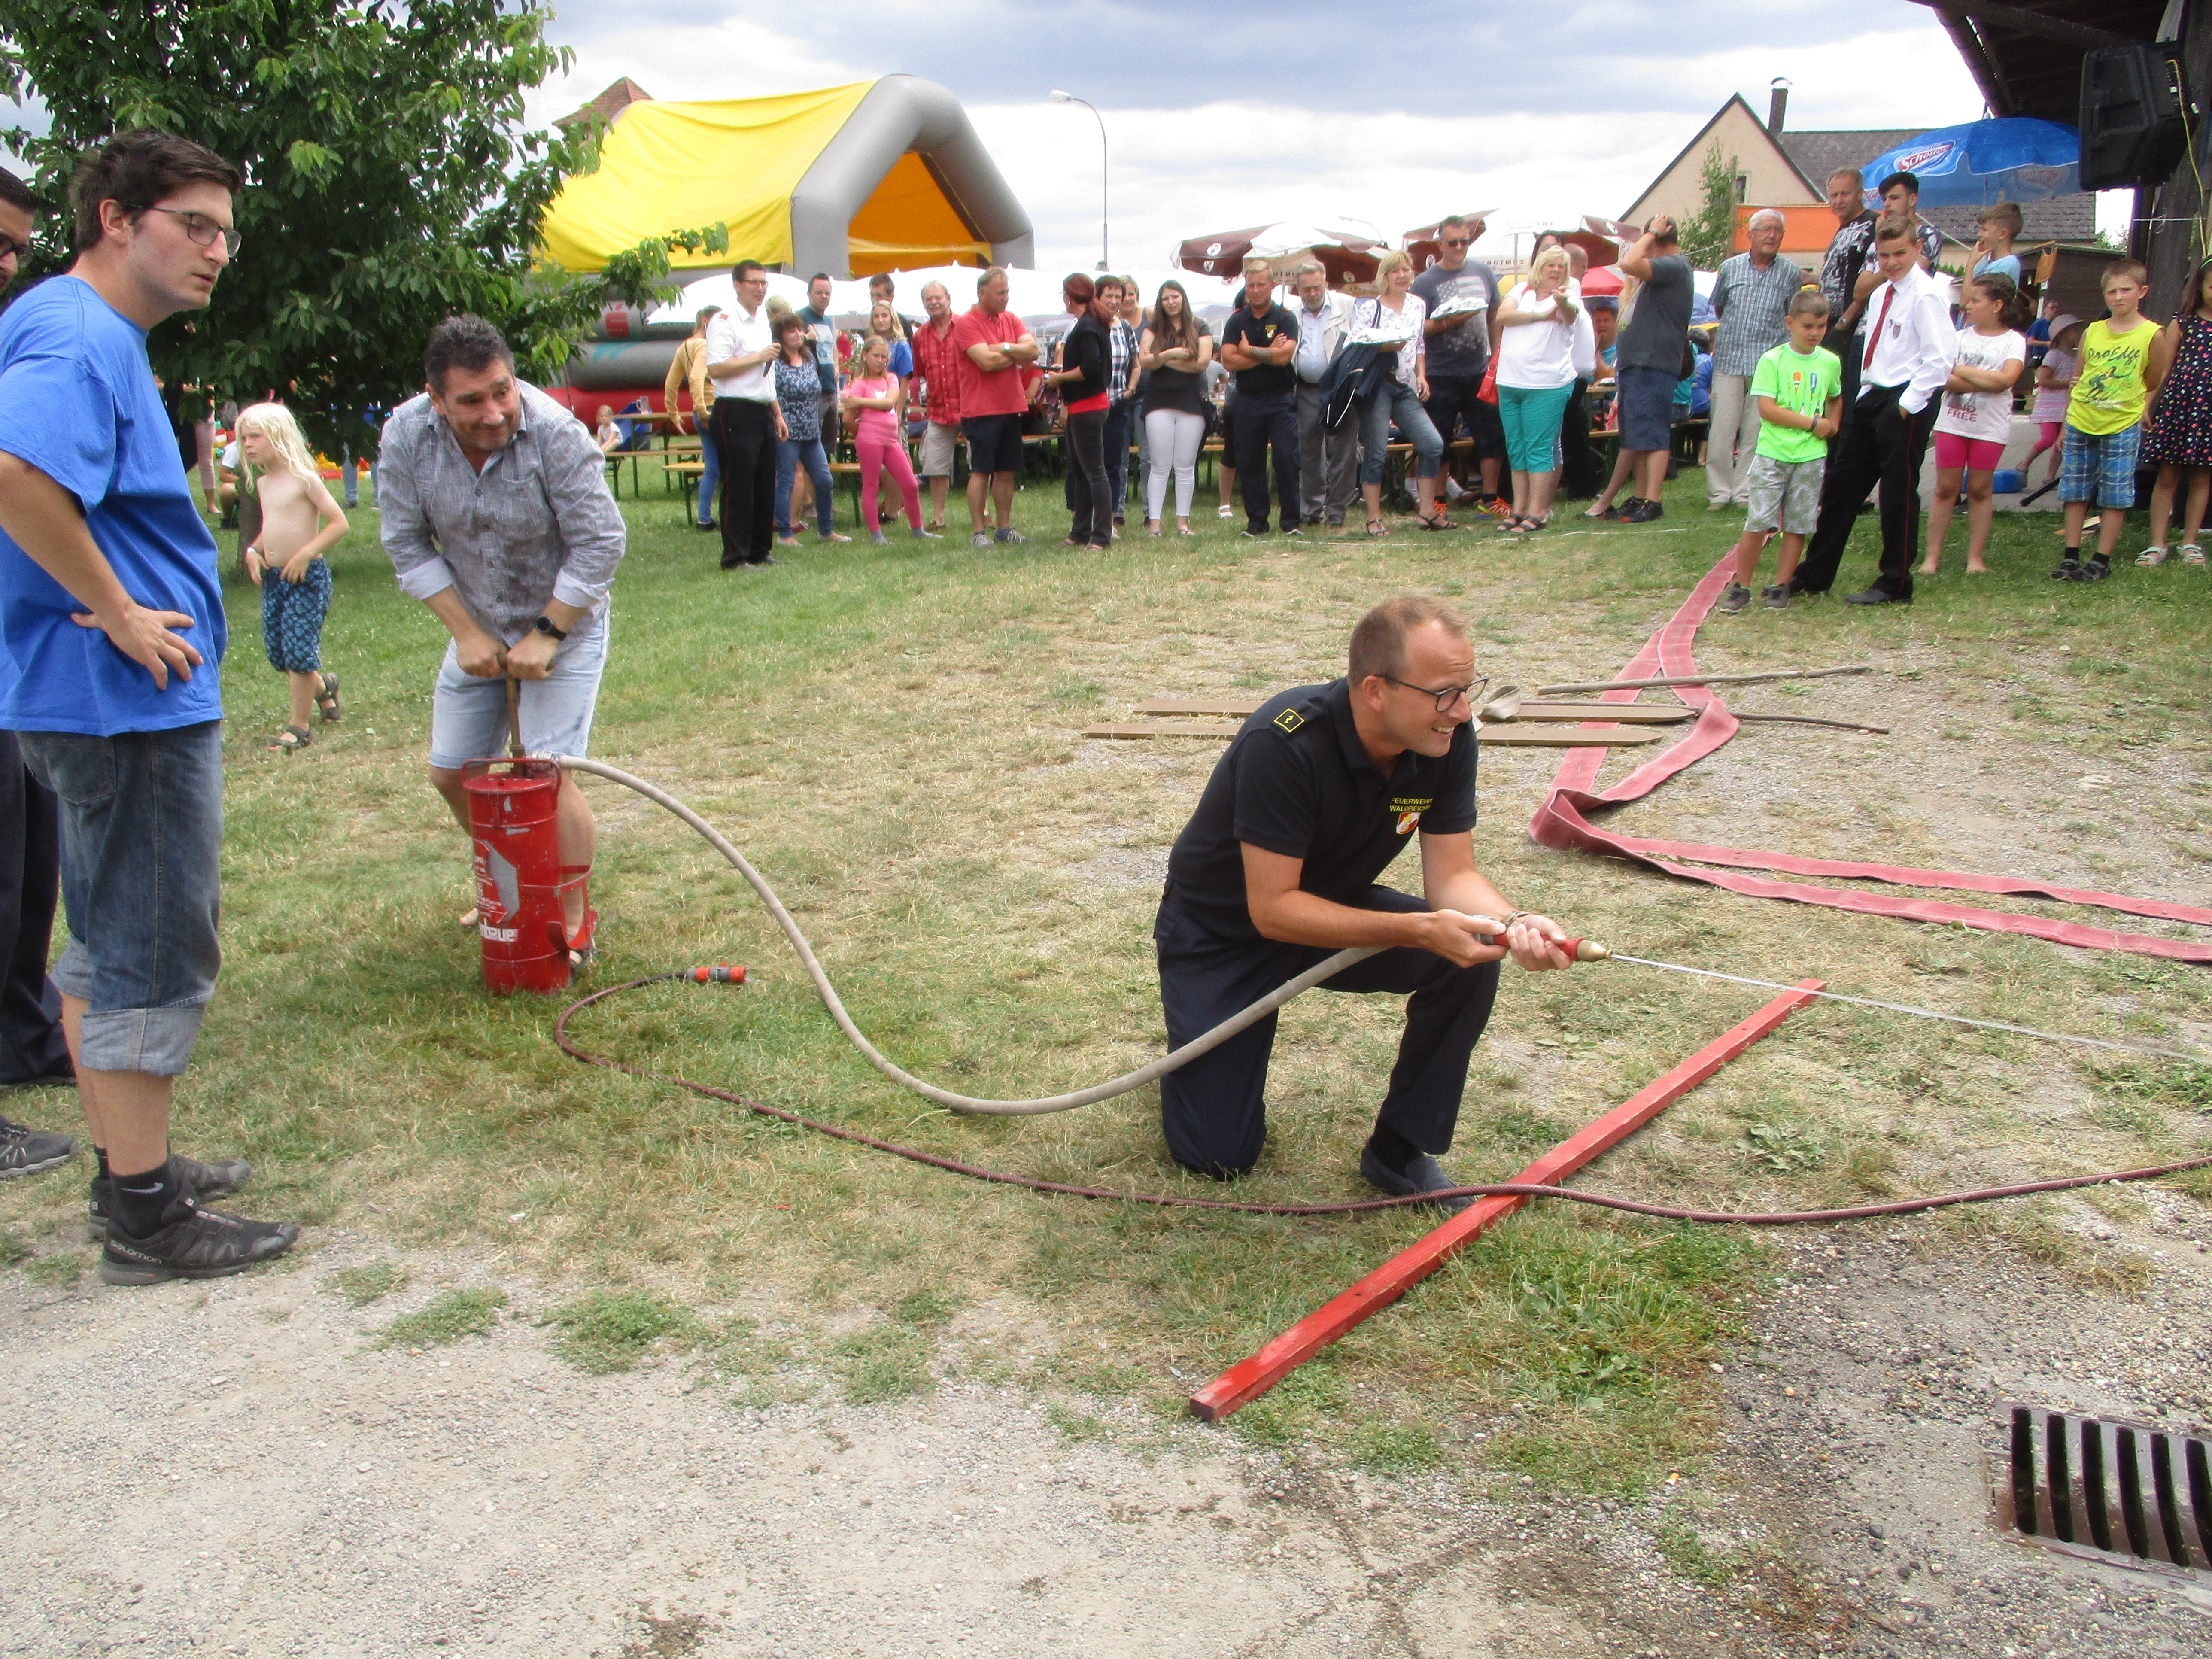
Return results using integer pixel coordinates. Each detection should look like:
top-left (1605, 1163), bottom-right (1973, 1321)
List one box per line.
top-left (1155, 885), bottom-right (1499, 1178)
top-left (0, 730), bottom-right (68, 1084)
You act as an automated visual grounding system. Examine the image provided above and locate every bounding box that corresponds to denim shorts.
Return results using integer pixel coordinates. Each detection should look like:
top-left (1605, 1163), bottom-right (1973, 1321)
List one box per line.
top-left (1616, 365), bottom-right (1678, 452)
top-left (2059, 424), bottom-right (2140, 507)
top-left (427, 614), bottom-right (610, 771)
top-left (17, 720), bottom-right (224, 1076)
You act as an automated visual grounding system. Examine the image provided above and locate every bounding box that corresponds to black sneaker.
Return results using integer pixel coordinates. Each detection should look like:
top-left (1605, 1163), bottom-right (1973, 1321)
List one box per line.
top-left (2051, 557), bottom-right (2082, 580)
top-left (1761, 584), bottom-right (1790, 610)
top-left (0, 1116), bottom-right (76, 1179)
top-left (1716, 583), bottom-right (1752, 614)
top-left (2076, 556), bottom-right (2111, 583)
top-left (1237, 529), bottom-right (1267, 540)
top-left (1282, 525), bottom-right (1304, 538)
top-left (100, 1194), bottom-right (297, 1285)
top-left (1620, 499), bottom-right (1665, 524)
top-left (994, 528), bottom-right (1030, 546)
top-left (1358, 1141), bottom-right (1473, 1216)
top-left (1600, 500), bottom-right (1630, 522)
top-left (87, 1152), bottom-right (252, 1237)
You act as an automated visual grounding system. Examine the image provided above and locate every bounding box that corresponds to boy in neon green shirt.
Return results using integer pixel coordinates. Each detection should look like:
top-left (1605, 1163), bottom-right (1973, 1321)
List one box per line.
top-left (1719, 290), bottom-right (1843, 612)
top-left (2055, 261), bottom-right (2163, 580)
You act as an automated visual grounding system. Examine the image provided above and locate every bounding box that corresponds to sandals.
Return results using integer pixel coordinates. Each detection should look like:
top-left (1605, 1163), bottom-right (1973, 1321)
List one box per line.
top-left (1364, 518), bottom-right (1388, 538)
top-left (561, 871), bottom-right (599, 969)
top-left (2182, 544), bottom-right (2206, 565)
top-left (265, 724), bottom-right (311, 754)
top-left (1414, 514), bottom-right (1459, 532)
top-left (313, 671), bottom-right (342, 723)
top-left (1504, 515), bottom-right (1548, 535)
top-left (2138, 545), bottom-right (2169, 565)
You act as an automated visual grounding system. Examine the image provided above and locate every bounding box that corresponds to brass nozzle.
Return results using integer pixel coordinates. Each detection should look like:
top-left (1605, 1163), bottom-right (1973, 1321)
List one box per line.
top-left (1574, 939), bottom-right (1612, 963)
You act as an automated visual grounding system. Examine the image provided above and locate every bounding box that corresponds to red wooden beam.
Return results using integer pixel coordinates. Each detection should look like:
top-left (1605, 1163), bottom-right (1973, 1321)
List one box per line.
top-left (1187, 979), bottom-right (1826, 1421)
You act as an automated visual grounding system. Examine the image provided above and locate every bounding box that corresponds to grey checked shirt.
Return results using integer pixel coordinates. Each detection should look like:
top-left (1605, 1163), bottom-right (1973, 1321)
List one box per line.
top-left (1709, 252), bottom-right (1806, 377)
top-left (379, 381), bottom-right (626, 645)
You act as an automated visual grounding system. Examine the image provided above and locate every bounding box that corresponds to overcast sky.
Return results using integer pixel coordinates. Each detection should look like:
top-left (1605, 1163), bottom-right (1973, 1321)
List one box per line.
top-left (523, 0), bottom-right (2103, 272)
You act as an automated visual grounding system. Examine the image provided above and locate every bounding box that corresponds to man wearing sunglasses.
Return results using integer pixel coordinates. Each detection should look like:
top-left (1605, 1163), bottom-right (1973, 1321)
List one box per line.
top-left (0, 130), bottom-right (296, 1283)
top-left (1411, 215), bottom-right (1507, 514)
top-left (1155, 594), bottom-right (1574, 1208)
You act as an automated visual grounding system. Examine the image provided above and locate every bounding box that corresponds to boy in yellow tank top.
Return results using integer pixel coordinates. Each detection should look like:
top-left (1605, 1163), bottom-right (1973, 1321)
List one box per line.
top-left (2055, 261), bottom-right (2163, 580)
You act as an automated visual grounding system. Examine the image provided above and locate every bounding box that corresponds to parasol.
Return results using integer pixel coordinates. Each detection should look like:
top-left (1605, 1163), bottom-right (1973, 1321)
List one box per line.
top-left (1859, 118), bottom-right (2081, 207)
top-left (1178, 221), bottom-right (1386, 286)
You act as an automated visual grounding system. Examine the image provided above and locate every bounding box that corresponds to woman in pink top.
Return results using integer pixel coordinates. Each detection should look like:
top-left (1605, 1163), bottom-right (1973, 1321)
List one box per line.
top-left (841, 337), bottom-right (936, 542)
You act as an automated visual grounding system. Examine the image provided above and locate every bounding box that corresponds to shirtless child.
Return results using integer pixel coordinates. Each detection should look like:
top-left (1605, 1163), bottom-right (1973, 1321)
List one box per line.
top-left (237, 402), bottom-right (348, 750)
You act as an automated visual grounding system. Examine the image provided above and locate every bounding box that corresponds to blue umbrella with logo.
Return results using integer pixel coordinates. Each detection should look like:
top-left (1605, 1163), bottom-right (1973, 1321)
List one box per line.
top-left (1860, 118), bottom-right (2080, 206)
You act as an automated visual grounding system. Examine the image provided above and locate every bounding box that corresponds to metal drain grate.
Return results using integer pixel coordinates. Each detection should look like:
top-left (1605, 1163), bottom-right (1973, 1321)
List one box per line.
top-left (2003, 1405), bottom-right (2212, 1573)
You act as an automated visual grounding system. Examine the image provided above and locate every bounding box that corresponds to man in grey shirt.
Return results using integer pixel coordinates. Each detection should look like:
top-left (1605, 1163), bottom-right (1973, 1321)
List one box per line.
top-left (1586, 216), bottom-right (1693, 524)
top-left (1705, 209), bottom-right (1804, 508)
top-left (380, 314), bottom-right (627, 947)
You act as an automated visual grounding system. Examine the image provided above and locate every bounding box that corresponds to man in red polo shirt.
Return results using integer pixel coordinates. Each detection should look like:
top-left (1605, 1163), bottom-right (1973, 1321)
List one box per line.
top-left (951, 266), bottom-right (1038, 547)
top-left (909, 280), bottom-right (965, 534)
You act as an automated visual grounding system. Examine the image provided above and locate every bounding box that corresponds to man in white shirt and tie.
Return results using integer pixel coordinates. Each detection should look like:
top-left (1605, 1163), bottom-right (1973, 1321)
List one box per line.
top-left (1288, 260), bottom-right (1355, 528)
top-left (704, 259), bottom-right (783, 569)
top-left (1792, 220), bottom-right (1956, 605)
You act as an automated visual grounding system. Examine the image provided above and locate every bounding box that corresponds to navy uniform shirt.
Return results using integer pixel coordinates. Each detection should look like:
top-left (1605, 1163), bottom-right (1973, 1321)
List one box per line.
top-left (1219, 303), bottom-right (1300, 400)
top-left (1163, 679), bottom-right (1478, 943)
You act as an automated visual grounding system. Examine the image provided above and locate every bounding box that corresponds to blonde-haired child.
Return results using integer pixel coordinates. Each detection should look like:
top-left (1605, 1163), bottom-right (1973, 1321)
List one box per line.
top-left (237, 403), bottom-right (347, 750)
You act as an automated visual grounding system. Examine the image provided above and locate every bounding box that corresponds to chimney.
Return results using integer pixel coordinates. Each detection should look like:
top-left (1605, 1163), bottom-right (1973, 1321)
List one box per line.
top-left (1768, 77), bottom-right (1792, 134)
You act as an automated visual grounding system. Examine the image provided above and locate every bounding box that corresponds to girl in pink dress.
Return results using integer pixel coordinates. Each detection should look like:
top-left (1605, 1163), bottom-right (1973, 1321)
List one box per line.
top-left (841, 337), bottom-right (936, 542)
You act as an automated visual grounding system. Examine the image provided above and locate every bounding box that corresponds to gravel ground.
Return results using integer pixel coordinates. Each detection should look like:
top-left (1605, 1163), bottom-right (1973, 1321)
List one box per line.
top-left (5, 1201), bottom-right (2209, 1659)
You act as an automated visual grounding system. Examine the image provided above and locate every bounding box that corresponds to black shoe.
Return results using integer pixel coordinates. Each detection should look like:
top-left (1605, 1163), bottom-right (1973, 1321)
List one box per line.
top-left (1761, 584), bottom-right (1790, 610)
top-left (1282, 525), bottom-right (1304, 538)
top-left (1600, 500), bottom-right (1629, 521)
top-left (1843, 586), bottom-right (1905, 605)
top-left (87, 1151), bottom-right (252, 1237)
top-left (2076, 556), bottom-right (2111, 583)
top-left (0, 1116), bottom-right (76, 1179)
top-left (747, 555), bottom-right (779, 567)
top-left (2051, 556), bottom-right (2082, 580)
top-left (100, 1194), bottom-right (298, 1285)
top-left (696, 519), bottom-right (718, 531)
top-left (1358, 1142), bottom-right (1473, 1216)
top-left (1620, 499), bottom-right (1664, 524)
top-left (1716, 583), bottom-right (1751, 614)
top-left (1237, 529), bottom-right (1266, 540)
top-left (719, 557), bottom-right (742, 571)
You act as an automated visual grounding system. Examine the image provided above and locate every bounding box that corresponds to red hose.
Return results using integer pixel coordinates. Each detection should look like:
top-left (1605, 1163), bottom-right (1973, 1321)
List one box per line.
top-left (553, 975), bottom-right (2212, 1222)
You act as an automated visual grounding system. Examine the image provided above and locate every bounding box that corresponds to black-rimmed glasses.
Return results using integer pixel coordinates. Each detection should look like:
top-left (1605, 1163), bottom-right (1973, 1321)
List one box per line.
top-left (146, 207), bottom-right (241, 256)
top-left (1384, 674), bottom-right (1486, 712)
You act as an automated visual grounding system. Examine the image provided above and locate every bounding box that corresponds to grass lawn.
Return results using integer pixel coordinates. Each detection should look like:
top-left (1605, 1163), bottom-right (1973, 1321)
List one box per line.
top-left (5, 453), bottom-right (2208, 1493)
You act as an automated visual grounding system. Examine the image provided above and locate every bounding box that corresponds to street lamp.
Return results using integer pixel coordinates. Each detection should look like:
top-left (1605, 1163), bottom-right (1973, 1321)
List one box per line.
top-left (1050, 90), bottom-right (1108, 271)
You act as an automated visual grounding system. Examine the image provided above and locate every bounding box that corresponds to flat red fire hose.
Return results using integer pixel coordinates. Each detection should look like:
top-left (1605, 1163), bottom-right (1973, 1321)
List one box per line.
top-left (1528, 554), bottom-right (2212, 962)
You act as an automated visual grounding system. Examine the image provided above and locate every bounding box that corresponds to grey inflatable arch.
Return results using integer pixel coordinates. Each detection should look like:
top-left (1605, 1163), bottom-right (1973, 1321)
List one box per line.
top-left (788, 75), bottom-right (1034, 277)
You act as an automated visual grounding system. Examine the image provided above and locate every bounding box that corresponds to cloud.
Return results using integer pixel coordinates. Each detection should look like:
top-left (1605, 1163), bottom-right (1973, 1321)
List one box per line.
top-left (533, 1), bottom-right (1992, 271)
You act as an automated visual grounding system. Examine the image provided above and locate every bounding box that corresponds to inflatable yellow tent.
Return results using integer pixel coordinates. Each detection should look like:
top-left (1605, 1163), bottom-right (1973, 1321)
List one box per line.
top-left (539, 76), bottom-right (1034, 278)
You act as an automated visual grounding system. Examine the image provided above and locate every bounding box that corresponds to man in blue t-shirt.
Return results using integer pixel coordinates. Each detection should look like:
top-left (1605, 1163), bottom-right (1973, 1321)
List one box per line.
top-left (0, 130), bottom-right (295, 1284)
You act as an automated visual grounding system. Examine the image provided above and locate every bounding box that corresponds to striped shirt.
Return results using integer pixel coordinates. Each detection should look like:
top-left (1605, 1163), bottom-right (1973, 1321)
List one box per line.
top-left (1709, 252), bottom-right (1807, 377)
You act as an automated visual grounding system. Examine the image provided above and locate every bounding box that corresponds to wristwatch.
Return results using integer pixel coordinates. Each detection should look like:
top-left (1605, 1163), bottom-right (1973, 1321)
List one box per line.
top-left (532, 615), bottom-right (568, 642)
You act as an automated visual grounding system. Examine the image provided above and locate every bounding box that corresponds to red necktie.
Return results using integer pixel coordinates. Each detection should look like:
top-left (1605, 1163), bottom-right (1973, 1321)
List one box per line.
top-left (1863, 284), bottom-right (1896, 371)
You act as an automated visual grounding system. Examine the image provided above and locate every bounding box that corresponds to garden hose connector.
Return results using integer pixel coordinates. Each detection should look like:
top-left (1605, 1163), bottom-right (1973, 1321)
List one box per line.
top-left (687, 964), bottom-right (747, 984)
top-left (1565, 939), bottom-right (1611, 963)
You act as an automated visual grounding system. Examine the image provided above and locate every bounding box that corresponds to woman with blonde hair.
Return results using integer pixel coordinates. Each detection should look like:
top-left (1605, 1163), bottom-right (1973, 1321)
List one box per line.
top-left (1351, 248), bottom-right (1448, 533)
top-left (236, 402), bottom-right (348, 751)
top-left (1492, 244), bottom-right (1580, 532)
top-left (1138, 279), bottom-right (1214, 535)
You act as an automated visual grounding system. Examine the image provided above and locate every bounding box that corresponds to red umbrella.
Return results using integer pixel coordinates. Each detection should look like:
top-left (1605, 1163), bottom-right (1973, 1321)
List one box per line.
top-left (1581, 264), bottom-right (1626, 298)
top-left (1177, 222), bottom-right (1386, 286)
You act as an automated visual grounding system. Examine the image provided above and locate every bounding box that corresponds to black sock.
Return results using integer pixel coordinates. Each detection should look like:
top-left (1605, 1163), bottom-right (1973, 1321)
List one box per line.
top-left (2088, 551), bottom-right (2109, 566)
top-left (94, 1146), bottom-right (110, 1180)
top-left (110, 1157), bottom-right (182, 1239)
top-left (2063, 544), bottom-right (2080, 557)
top-left (1366, 1124), bottom-right (1422, 1174)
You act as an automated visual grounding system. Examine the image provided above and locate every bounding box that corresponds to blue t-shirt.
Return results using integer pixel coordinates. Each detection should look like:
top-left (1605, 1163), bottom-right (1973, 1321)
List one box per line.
top-left (0, 276), bottom-right (226, 735)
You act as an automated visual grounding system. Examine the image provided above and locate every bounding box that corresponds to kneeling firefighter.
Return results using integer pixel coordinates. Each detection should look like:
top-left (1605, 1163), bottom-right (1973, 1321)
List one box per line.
top-left (1155, 593), bottom-right (1575, 1208)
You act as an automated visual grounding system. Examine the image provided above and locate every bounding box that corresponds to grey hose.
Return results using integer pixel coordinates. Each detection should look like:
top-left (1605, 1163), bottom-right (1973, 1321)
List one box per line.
top-left (556, 757), bottom-right (1375, 1116)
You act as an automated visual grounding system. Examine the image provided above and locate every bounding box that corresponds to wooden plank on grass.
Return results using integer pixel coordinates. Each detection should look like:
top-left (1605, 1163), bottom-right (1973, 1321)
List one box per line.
top-left (1509, 701), bottom-right (1693, 723)
top-left (1133, 699), bottom-right (1257, 717)
top-left (1477, 726), bottom-right (1664, 747)
top-left (1186, 979), bottom-right (1826, 1421)
top-left (1081, 723), bottom-right (1244, 739)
